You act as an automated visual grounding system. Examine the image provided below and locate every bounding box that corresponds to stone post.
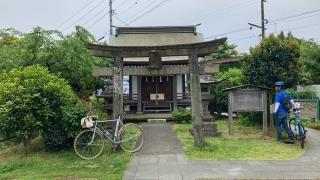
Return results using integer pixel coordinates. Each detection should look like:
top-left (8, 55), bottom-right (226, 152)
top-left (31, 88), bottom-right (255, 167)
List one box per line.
top-left (228, 91), bottom-right (234, 135)
top-left (113, 57), bottom-right (124, 120)
top-left (188, 54), bottom-right (204, 147)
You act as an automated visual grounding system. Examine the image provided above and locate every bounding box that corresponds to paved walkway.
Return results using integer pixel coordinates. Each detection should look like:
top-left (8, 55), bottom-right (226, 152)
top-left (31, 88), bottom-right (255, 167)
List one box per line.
top-left (124, 123), bottom-right (320, 180)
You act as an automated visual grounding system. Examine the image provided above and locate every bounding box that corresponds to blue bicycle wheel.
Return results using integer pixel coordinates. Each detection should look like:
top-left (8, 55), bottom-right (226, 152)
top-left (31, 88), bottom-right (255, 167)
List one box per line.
top-left (297, 123), bottom-right (305, 149)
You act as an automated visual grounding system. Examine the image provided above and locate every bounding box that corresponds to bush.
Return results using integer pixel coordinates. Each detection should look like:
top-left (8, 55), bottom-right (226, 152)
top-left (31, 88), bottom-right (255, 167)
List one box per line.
top-left (42, 100), bottom-right (87, 151)
top-left (172, 108), bottom-right (192, 124)
top-left (236, 112), bottom-right (262, 127)
top-left (301, 119), bottom-right (320, 130)
top-left (88, 96), bottom-right (108, 120)
top-left (209, 68), bottom-right (243, 116)
top-left (0, 65), bottom-right (87, 151)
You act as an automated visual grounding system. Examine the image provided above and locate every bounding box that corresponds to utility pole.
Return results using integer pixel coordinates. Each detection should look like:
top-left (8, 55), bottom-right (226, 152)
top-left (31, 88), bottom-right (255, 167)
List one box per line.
top-left (261, 0), bottom-right (265, 38)
top-left (109, 0), bottom-right (113, 35)
top-left (248, 0), bottom-right (267, 38)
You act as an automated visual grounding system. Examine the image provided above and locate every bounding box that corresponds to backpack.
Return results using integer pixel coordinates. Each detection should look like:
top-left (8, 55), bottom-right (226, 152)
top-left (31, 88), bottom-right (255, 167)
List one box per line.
top-left (282, 94), bottom-right (292, 111)
top-left (81, 116), bottom-right (94, 128)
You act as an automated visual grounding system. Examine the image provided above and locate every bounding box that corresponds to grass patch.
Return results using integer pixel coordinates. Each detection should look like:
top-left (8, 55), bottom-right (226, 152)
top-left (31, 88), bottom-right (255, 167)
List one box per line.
top-left (174, 119), bottom-right (305, 160)
top-left (0, 139), bottom-right (131, 180)
top-left (301, 119), bottom-right (320, 130)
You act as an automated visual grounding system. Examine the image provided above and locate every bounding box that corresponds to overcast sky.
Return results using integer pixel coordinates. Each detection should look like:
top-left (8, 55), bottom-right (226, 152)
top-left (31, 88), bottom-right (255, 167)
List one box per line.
top-left (1, 0), bottom-right (320, 52)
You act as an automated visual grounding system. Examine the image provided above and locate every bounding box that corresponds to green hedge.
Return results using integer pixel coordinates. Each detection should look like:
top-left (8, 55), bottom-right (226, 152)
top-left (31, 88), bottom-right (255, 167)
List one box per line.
top-left (172, 108), bottom-right (192, 124)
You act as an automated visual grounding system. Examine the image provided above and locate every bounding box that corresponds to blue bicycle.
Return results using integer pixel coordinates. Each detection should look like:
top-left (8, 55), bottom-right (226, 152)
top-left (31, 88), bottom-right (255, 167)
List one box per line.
top-left (289, 104), bottom-right (306, 149)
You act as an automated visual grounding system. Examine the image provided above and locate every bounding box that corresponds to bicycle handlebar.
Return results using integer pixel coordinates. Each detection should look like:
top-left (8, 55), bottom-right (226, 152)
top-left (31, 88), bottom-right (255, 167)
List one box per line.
top-left (88, 115), bottom-right (98, 119)
top-left (293, 107), bottom-right (303, 111)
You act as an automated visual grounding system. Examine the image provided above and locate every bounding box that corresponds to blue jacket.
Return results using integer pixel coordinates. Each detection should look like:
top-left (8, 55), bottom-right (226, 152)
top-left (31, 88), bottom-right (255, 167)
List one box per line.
top-left (275, 90), bottom-right (292, 114)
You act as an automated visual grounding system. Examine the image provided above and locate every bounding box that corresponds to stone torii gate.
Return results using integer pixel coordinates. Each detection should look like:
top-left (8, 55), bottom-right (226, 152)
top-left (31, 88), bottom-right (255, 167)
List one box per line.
top-left (87, 37), bottom-right (226, 146)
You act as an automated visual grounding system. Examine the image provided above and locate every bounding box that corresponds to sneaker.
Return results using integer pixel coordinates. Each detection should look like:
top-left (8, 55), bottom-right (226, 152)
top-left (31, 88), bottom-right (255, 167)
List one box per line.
top-left (284, 139), bottom-right (295, 144)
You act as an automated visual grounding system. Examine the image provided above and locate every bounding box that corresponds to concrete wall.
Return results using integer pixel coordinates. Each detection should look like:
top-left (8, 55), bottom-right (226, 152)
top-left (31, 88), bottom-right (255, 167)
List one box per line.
top-left (294, 100), bottom-right (318, 120)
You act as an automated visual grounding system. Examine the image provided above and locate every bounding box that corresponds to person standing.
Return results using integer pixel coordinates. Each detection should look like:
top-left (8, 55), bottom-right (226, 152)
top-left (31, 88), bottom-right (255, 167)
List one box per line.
top-left (274, 81), bottom-right (295, 143)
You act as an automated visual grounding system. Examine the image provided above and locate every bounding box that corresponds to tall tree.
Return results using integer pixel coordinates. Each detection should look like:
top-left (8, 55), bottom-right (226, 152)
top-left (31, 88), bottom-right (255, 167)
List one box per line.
top-left (243, 33), bottom-right (300, 88)
top-left (0, 26), bottom-right (109, 99)
top-left (299, 39), bottom-right (320, 84)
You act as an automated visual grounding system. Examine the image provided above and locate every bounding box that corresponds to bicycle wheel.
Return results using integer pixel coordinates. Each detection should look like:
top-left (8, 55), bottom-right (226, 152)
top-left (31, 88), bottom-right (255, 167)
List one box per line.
top-left (118, 123), bottom-right (144, 152)
top-left (74, 129), bottom-right (104, 160)
top-left (297, 123), bottom-right (306, 149)
top-left (289, 118), bottom-right (295, 138)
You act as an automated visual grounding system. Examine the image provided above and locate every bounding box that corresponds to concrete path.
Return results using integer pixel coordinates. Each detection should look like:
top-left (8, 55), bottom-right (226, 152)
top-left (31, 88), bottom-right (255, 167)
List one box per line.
top-left (136, 123), bottom-right (183, 155)
top-left (124, 123), bottom-right (320, 180)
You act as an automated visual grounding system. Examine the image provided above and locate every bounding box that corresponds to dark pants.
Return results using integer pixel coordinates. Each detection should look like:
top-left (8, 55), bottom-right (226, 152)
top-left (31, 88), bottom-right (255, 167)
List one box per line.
top-left (276, 112), bottom-right (293, 141)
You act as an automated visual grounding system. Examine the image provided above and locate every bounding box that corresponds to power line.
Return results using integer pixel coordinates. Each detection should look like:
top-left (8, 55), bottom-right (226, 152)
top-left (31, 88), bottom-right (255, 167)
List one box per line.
top-left (204, 27), bottom-right (250, 40)
top-left (127, 0), bottom-right (172, 25)
top-left (63, 0), bottom-right (105, 31)
top-left (268, 13), bottom-right (320, 26)
top-left (269, 8), bottom-right (320, 24)
top-left (114, 0), bottom-right (129, 10)
top-left (193, 0), bottom-right (258, 22)
top-left (82, 7), bottom-right (107, 26)
top-left (87, 14), bottom-right (107, 29)
top-left (116, 0), bottom-right (146, 18)
top-left (230, 34), bottom-right (260, 42)
top-left (114, 15), bottom-right (130, 26)
top-left (116, 0), bottom-right (142, 16)
top-left (118, 0), bottom-right (158, 25)
top-left (56, 0), bottom-right (98, 29)
top-left (273, 22), bottom-right (320, 34)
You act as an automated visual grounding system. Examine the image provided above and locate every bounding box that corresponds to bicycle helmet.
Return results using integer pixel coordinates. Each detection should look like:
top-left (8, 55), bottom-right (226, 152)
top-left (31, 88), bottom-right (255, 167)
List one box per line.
top-left (274, 81), bottom-right (284, 87)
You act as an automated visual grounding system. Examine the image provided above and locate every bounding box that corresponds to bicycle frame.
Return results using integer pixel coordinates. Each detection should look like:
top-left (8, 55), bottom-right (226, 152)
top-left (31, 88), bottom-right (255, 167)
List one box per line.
top-left (292, 108), bottom-right (304, 136)
top-left (90, 116), bottom-right (124, 144)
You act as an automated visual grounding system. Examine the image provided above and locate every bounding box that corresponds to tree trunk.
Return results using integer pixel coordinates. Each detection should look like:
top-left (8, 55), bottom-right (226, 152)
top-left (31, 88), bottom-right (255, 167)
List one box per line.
top-left (22, 135), bottom-right (31, 154)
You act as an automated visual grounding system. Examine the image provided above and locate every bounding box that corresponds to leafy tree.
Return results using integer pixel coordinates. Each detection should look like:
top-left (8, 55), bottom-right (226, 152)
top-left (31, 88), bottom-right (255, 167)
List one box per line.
top-left (20, 27), bottom-right (63, 67)
top-left (242, 33), bottom-right (300, 88)
top-left (0, 26), bottom-right (109, 99)
top-left (49, 27), bottom-right (105, 99)
top-left (0, 29), bottom-right (25, 71)
top-left (209, 68), bottom-right (243, 116)
top-left (207, 41), bottom-right (238, 59)
top-left (0, 65), bottom-right (87, 152)
top-left (299, 39), bottom-right (320, 84)
top-left (206, 41), bottom-right (241, 72)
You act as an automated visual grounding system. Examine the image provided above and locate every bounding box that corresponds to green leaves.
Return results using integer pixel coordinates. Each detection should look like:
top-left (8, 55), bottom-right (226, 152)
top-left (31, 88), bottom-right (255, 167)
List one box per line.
top-left (243, 33), bottom-right (300, 88)
top-left (209, 68), bottom-right (244, 115)
top-left (0, 66), bottom-right (87, 150)
top-left (0, 26), bottom-right (109, 100)
top-left (172, 108), bottom-right (192, 124)
top-left (299, 39), bottom-right (320, 84)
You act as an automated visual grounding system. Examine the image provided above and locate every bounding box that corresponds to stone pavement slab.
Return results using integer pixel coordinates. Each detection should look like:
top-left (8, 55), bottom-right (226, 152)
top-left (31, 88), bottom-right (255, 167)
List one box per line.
top-left (124, 123), bottom-right (320, 180)
top-left (136, 123), bottom-right (184, 155)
